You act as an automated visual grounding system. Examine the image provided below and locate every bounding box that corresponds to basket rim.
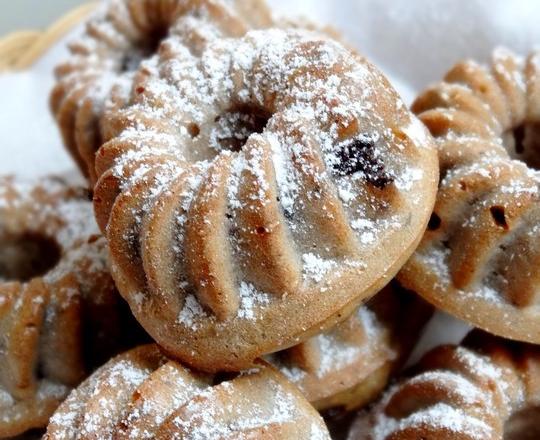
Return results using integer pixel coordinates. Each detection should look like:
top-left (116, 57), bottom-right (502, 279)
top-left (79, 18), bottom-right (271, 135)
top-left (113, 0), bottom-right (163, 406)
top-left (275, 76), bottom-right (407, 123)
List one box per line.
top-left (0, 2), bottom-right (97, 71)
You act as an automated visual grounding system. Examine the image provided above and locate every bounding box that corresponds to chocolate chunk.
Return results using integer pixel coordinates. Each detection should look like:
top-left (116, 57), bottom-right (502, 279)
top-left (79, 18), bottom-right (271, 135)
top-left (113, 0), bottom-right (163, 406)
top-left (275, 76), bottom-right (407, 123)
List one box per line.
top-left (332, 137), bottom-right (394, 188)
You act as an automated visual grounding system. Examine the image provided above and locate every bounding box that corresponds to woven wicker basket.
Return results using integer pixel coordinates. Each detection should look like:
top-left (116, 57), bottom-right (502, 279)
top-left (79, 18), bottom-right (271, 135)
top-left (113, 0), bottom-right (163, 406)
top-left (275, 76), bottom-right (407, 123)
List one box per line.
top-left (0, 3), bottom-right (96, 72)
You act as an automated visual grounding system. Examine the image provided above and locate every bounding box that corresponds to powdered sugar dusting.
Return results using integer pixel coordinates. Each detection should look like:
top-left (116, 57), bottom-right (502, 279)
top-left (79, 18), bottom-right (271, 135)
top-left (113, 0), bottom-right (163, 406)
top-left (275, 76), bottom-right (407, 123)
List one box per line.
top-left (94, 23), bottom-right (433, 344)
top-left (407, 370), bottom-right (484, 405)
top-left (269, 300), bottom-right (394, 397)
top-left (169, 379), bottom-right (301, 439)
top-left (50, 352), bottom-right (330, 439)
top-left (78, 359), bottom-right (153, 438)
top-left (237, 282), bottom-right (271, 320)
top-left (177, 283), bottom-right (272, 327)
top-left (177, 294), bottom-right (208, 330)
top-left (0, 176), bottom-right (127, 434)
top-left (351, 341), bottom-right (536, 440)
top-left (302, 253), bottom-right (337, 283)
top-left (314, 306), bottom-right (392, 377)
top-left (408, 48), bottom-right (540, 334)
top-left (416, 243), bottom-right (516, 306)
top-left (371, 402), bottom-right (493, 440)
top-left (119, 362), bottom-right (210, 440)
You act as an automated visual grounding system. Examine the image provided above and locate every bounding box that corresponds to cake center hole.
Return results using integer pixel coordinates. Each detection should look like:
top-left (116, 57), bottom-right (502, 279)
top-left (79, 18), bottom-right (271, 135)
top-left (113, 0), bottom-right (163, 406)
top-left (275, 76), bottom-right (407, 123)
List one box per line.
top-left (503, 123), bottom-right (540, 170)
top-left (120, 27), bottom-right (168, 73)
top-left (0, 233), bottom-right (61, 282)
top-left (211, 105), bottom-right (272, 152)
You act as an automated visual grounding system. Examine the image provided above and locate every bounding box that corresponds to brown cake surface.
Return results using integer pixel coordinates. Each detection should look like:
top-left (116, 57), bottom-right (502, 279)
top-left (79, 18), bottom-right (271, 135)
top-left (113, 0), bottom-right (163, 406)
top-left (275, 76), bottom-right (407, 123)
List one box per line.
top-left (268, 281), bottom-right (432, 412)
top-left (348, 331), bottom-right (540, 439)
top-left (400, 48), bottom-right (540, 343)
top-left (51, 0), bottom-right (272, 184)
top-left (94, 27), bottom-right (439, 371)
top-left (0, 176), bottom-right (139, 438)
top-left (44, 345), bottom-right (331, 440)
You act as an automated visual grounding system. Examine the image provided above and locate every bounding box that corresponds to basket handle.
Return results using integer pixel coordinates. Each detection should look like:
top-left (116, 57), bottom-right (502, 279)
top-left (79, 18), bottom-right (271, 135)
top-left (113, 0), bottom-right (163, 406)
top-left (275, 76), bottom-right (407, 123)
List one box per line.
top-left (0, 2), bottom-right (97, 72)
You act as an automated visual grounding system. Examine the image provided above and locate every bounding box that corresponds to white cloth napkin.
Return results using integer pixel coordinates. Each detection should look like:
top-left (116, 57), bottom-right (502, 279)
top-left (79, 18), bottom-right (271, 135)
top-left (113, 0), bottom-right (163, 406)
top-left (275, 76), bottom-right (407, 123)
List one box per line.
top-left (2, 0), bottom-right (537, 357)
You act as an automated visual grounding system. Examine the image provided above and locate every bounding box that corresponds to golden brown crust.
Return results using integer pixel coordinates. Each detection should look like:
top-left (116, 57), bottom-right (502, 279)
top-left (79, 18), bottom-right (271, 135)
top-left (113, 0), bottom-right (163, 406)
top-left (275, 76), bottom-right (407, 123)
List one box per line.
top-left (94, 28), bottom-right (438, 372)
top-left (51, 0), bottom-right (272, 184)
top-left (400, 48), bottom-right (540, 343)
top-left (348, 331), bottom-right (540, 440)
top-left (0, 176), bottom-right (141, 438)
top-left (44, 346), bottom-right (331, 440)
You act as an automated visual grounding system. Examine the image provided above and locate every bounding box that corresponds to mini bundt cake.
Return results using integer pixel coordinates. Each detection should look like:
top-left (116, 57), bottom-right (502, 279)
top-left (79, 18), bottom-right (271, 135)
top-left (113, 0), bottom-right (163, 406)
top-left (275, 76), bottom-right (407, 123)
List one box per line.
top-left (268, 281), bottom-right (432, 412)
top-left (348, 330), bottom-right (540, 439)
top-left (51, 0), bottom-right (272, 183)
top-left (0, 176), bottom-right (141, 438)
top-left (44, 344), bottom-right (332, 440)
top-left (399, 48), bottom-right (540, 343)
top-left (93, 28), bottom-right (439, 371)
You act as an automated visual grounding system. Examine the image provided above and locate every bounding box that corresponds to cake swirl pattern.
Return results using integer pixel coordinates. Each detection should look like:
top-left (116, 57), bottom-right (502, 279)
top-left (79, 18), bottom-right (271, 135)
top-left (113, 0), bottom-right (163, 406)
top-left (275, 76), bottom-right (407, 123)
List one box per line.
top-left (0, 176), bottom-right (137, 437)
top-left (51, 0), bottom-right (272, 184)
top-left (93, 28), bottom-right (438, 371)
top-left (348, 331), bottom-right (540, 439)
top-left (399, 49), bottom-right (540, 343)
top-left (269, 282), bottom-right (432, 412)
top-left (44, 345), bottom-right (331, 440)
